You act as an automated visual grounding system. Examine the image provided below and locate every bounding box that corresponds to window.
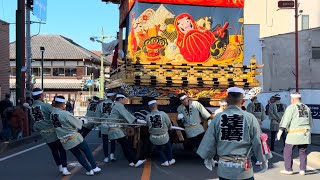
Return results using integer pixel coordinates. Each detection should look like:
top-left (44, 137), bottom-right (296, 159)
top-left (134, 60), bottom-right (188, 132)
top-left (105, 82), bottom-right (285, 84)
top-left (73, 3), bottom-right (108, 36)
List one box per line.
top-left (53, 68), bottom-right (65, 76)
top-left (11, 68), bottom-right (16, 76)
top-left (65, 68), bottom-right (77, 76)
top-left (32, 68), bottom-right (40, 76)
top-left (301, 15), bottom-right (309, 30)
top-left (312, 47), bottom-right (320, 59)
top-left (43, 68), bottom-right (51, 76)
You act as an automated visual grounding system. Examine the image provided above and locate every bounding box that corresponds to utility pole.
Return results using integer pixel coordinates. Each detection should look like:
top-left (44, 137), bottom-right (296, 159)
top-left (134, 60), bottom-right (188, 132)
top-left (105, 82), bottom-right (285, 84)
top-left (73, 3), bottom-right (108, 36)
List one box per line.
top-left (100, 28), bottom-right (105, 98)
top-left (16, 0), bottom-right (26, 105)
top-left (26, 0), bottom-right (33, 98)
top-left (294, 0), bottom-right (299, 93)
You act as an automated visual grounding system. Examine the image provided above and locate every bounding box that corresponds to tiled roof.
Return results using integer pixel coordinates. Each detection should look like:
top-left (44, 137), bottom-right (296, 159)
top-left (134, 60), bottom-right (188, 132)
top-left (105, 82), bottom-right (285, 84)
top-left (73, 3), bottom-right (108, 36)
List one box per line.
top-left (10, 34), bottom-right (109, 65)
top-left (10, 78), bottom-right (83, 90)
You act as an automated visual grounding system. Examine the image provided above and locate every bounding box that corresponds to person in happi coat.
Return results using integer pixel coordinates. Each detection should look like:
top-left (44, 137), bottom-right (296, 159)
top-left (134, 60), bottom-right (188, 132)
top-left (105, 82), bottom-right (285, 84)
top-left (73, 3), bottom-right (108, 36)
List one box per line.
top-left (247, 96), bottom-right (265, 127)
top-left (177, 93), bottom-right (213, 150)
top-left (197, 87), bottom-right (268, 180)
top-left (268, 94), bottom-right (287, 151)
top-left (145, 100), bottom-right (176, 166)
top-left (31, 89), bottom-right (71, 176)
top-left (51, 96), bottom-right (101, 176)
top-left (79, 95), bottom-right (100, 138)
top-left (278, 93), bottom-right (313, 176)
top-left (108, 94), bottom-right (146, 167)
top-left (95, 90), bottom-right (117, 163)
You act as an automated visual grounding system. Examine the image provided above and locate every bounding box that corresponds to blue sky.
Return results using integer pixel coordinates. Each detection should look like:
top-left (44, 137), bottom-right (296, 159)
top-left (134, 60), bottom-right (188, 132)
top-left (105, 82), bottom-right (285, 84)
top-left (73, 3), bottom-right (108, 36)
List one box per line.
top-left (0, 0), bottom-right (119, 50)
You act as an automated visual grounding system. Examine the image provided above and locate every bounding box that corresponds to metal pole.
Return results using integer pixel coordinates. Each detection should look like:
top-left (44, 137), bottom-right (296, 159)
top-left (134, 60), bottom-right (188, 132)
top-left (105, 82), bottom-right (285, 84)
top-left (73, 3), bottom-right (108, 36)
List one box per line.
top-left (41, 51), bottom-right (44, 90)
top-left (26, 3), bottom-right (32, 98)
top-left (295, 0), bottom-right (299, 93)
top-left (15, 0), bottom-right (25, 105)
top-left (100, 28), bottom-right (105, 98)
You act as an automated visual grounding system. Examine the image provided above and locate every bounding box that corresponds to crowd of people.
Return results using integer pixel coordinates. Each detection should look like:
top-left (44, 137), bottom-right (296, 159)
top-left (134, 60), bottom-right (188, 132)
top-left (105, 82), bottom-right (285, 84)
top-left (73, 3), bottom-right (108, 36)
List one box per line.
top-left (0, 87), bottom-right (313, 179)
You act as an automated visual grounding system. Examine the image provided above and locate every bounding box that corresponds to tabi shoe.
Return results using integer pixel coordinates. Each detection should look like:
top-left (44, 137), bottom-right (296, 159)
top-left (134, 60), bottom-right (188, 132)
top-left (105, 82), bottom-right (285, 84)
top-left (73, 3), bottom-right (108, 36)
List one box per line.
top-left (255, 161), bottom-right (263, 166)
top-left (110, 153), bottom-right (116, 161)
top-left (169, 159), bottom-right (176, 165)
top-left (93, 167), bottom-right (101, 173)
top-left (129, 162), bottom-right (135, 167)
top-left (161, 161), bottom-right (169, 167)
top-left (299, 171), bottom-right (306, 176)
top-left (62, 168), bottom-right (71, 176)
top-left (214, 160), bottom-right (219, 166)
top-left (58, 165), bottom-right (63, 172)
top-left (135, 159), bottom-right (146, 167)
top-left (103, 157), bottom-right (109, 163)
top-left (86, 170), bottom-right (94, 176)
top-left (280, 170), bottom-right (294, 175)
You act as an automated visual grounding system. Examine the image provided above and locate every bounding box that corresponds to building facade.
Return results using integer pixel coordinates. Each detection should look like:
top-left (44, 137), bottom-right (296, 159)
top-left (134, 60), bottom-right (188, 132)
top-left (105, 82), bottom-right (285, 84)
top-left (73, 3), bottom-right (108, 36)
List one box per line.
top-left (261, 27), bottom-right (320, 91)
top-left (0, 20), bottom-right (10, 99)
top-left (10, 34), bottom-right (110, 104)
top-left (245, 0), bottom-right (320, 37)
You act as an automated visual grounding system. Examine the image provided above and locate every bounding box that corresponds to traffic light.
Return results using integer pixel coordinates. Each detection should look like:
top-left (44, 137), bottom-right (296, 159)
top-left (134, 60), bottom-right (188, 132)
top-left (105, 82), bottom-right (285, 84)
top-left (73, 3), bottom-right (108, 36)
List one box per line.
top-left (27, 0), bottom-right (34, 10)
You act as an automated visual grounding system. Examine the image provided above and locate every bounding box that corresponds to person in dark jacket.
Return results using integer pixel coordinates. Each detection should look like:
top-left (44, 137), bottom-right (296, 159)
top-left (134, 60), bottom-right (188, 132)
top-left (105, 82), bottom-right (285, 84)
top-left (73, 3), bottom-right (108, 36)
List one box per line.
top-left (0, 93), bottom-right (14, 140)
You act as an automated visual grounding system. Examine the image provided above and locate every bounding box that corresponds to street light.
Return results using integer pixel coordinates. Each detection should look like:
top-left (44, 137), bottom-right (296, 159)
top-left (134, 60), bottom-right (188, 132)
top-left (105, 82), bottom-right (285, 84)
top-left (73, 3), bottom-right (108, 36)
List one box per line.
top-left (40, 46), bottom-right (45, 90)
top-left (90, 28), bottom-right (113, 98)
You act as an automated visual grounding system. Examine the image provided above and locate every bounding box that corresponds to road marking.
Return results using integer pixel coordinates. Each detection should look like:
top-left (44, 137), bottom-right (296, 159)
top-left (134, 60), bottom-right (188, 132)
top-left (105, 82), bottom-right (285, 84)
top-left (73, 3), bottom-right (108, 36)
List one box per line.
top-left (141, 159), bottom-right (152, 180)
top-left (60, 144), bottom-right (103, 180)
top-left (272, 151), bottom-right (320, 174)
top-left (0, 143), bottom-right (46, 162)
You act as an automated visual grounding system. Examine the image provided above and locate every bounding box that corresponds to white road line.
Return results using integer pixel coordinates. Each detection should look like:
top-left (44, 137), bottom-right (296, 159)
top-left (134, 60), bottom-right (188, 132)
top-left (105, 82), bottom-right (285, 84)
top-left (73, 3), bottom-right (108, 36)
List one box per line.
top-left (0, 143), bottom-right (46, 162)
top-left (272, 151), bottom-right (320, 174)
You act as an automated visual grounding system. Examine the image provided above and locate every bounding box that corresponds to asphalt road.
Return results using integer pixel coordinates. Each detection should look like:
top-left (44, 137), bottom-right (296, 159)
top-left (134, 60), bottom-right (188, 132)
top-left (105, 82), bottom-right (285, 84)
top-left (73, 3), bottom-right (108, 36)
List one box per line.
top-left (0, 130), bottom-right (319, 180)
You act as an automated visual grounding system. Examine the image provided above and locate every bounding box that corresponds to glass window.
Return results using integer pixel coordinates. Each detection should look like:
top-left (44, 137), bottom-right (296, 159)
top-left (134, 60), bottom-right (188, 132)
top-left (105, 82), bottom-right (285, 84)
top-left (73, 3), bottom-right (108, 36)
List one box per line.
top-left (43, 68), bottom-right (51, 76)
top-left (312, 47), bottom-right (320, 59)
top-left (32, 68), bottom-right (40, 76)
top-left (65, 68), bottom-right (77, 76)
top-left (301, 15), bottom-right (309, 30)
top-left (53, 68), bottom-right (65, 76)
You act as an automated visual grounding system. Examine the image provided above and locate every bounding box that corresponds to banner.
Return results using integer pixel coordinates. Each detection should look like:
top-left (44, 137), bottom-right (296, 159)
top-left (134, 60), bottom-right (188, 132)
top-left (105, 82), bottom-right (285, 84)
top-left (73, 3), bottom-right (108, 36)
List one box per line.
top-left (127, 2), bottom-right (244, 66)
top-left (137, 0), bottom-right (244, 8)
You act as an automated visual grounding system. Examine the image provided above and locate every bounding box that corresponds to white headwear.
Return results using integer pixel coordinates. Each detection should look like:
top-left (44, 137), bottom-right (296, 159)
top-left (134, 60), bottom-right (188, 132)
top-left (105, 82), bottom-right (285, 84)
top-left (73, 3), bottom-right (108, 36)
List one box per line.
top-left (219, 101), bottom-right (227, 106)
top-left (227, 87), bottom-right (245, 94)
top-left (32, 90), bottom-right (43, 96)
top-left (179, 95), bottom-right (187, 101)
top-left (274, 94), bottom-right (281, 98)
top-left (148, 100), bottom-right (157, 106)
top-left (54, 97), bottom-right (65, 103)
top-left (290, 93), bottom-right (301, 98)
top-left (106, 92), bottom-right (116, 97)
top-left (116, 94), bottom-right (127, 99)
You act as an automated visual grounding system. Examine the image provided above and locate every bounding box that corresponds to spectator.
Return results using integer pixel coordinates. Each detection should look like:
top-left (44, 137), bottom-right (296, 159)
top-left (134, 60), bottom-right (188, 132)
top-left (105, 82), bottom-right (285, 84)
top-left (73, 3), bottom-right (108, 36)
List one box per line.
top-left (0, 93), bottom-right (14, 141)
top-left (66, 98), bottom-right (73, 113)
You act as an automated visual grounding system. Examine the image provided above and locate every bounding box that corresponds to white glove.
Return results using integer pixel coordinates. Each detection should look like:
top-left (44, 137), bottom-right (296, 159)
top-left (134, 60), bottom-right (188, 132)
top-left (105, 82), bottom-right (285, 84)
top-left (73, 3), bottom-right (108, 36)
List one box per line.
top-left (204, 158), bottom-right (215, 171)
top-left (137, 119), bottom-right (147, 124)
top-left (277, 129), bottom-right (283, 141)
top-left (177, 114), bottom-right (184, 120)
top-left (260, 161), bottom-right (268, 173)
top-left (80, 118), bottom-right (88, 125)
top-left (208, 119), bottom-right (212, 126)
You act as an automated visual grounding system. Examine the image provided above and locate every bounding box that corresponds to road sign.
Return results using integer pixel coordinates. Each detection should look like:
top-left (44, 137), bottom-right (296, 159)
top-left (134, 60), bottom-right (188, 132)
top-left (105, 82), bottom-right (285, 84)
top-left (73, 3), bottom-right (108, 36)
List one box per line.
top-left (87, 79), bottom-right (93, 86)
top-left (278, 1), bottom-right (295, 8)
top-left (34, 0), bottom-right (47, 22)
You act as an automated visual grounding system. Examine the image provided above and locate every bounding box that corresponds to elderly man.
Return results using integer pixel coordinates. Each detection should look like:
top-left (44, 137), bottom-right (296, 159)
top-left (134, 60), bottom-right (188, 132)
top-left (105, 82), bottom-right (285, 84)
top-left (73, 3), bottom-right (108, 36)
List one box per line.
top-left (269, 94), bottom-right (287, 151)
top-left (278, 93), bottom-right (313, 176)
top-left (197, 87), bottom-right (268, 180)
top-left (145, 100), bottom-right (175, 166)
top-left (51, 96), bottom-right (101, 176)
top-left (177, 93), bottom-right (213, 150)
top-left (31, 89), bottom-right (71, 176)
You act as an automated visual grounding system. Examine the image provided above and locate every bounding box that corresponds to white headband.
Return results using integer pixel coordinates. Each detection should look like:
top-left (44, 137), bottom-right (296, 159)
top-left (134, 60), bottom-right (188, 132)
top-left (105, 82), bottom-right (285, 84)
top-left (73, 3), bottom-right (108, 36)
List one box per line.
top-left (227, 87), bottom-right (245, 94)
top-left (219, 101), bottom-right (227, 106)
top-left (180, 95), bottom-right (187, 101)
top-left (116, 94), bottom-right (126, 99)
top-left (107, 93), bottom-right (116, 97)
top-left (290, 93), bottom-right (301, 98)
top-left (148, 100), bottom-right (157, 105)
top-left (32, 90), bottom-right (43, 96)
top-left (54, 97), bottom-right (65, 103)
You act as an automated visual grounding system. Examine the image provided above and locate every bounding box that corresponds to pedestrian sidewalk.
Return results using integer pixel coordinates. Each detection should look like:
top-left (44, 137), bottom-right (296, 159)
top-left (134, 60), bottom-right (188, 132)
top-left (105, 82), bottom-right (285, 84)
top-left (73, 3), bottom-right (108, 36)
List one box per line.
top-left (0, 132), bottom-right (42, 154)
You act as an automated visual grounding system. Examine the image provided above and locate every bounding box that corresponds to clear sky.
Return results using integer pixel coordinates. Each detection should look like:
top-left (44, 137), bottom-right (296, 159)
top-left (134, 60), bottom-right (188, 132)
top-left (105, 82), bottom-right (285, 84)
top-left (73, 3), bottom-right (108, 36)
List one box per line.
top-left (0, 0), bottom-right (119, 51)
